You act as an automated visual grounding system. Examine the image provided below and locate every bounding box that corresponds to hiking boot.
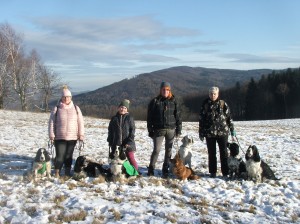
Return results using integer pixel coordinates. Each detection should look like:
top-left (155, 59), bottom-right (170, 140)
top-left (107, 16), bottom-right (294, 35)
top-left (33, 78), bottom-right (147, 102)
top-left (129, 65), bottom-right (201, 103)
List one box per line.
top-left (162, 172), bottom-right (169, 179)
top-left (162, 167), bottom-right (169, 178)
top-left (210, 173), bottom-right (216, 178)
top-left (147, 167), bottom-right (154, 176)
top-left (65, 168), bottom-right (72, 177)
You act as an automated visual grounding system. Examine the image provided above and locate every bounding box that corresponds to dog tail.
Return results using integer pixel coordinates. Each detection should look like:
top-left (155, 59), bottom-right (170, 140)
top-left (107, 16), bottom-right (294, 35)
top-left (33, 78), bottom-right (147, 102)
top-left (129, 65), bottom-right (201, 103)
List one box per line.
top-left (188, 174), bottom-right (200, 180)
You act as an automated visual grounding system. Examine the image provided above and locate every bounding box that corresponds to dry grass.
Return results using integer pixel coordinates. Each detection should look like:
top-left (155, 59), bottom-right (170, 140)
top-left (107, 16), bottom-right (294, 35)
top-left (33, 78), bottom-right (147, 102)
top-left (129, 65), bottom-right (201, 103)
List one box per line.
top-left (27, 188), bottom-right (40, 195)
top-left (166, 213), bottom-right (178, 223)
top-left (109, 208), bottom-right (122, 221)
top-left (53, 194), bottom-right (66, 205)
top-left (24, 206), bottom-right (37, 217)
top-left (49, 209), bottom-right (87, 223)
top-left (0, 199), bottom-right (7, 207)
top-left (61, 209), bottom-right (87, 222)
top-left (114, 197), bottom-right (122, 204)
top-left (0, 172), bottom-right (9, 180)
top-left (92, 175), bottom-right (106, 184)
top-left (291, 213), bottom-right (299, 223)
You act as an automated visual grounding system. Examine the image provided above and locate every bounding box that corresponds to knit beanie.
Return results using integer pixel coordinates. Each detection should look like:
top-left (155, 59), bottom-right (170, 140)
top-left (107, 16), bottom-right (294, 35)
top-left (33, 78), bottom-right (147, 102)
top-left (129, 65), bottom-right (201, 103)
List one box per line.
top-left (160, 81), bottom-right (171, 89)
top-left (119, 99), bottom-right (130, 110)
top-left (62, 85), bottom-right (72, 97)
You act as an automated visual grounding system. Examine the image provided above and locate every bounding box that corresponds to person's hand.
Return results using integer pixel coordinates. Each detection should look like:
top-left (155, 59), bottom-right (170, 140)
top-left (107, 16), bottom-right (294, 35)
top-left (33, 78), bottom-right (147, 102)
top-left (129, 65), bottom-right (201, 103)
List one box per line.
top-left (148, 131), bottom-right (155, 139)
top-left (79, 135), bottom-right (84, 141)
top-left (49, 137), bottom-right (54, 144)
top-left (231, 130), bottom-right (236, 137)
top-left (200, 136), bottom-right (204, 142)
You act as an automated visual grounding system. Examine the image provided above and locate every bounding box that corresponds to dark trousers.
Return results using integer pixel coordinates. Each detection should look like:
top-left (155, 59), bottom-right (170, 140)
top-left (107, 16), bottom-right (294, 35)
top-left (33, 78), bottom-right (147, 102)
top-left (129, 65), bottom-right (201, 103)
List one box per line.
top-left (149, 129), bottom-right (175, 173)
top-left (206, 136), bottom-right (229, 176)
top-left (54, 140), bottom-right (77, 170)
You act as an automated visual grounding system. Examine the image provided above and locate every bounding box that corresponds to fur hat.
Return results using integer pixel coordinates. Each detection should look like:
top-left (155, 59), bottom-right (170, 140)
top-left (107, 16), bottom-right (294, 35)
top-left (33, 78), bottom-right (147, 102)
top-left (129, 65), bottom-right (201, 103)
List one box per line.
top-left (119, 99), bottom-right (130, 110)
top-left (62, 85), bottom-right (72, 97)
top-left (160, 81), bottom-right (171, 89)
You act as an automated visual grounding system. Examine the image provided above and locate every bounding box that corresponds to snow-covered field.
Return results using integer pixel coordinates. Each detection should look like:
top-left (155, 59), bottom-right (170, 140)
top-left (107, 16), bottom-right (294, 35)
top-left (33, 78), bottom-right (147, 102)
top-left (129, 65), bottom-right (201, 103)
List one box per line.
top-left (0, 110), bottom-right (300, 223)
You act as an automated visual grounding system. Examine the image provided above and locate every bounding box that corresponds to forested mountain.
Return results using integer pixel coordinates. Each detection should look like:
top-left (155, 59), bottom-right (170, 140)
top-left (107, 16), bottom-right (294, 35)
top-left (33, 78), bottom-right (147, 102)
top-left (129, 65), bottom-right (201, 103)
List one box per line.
top-left (73, 66), bottom-right (271, 119)
top-left (184, 68), bottom-right (300, 121)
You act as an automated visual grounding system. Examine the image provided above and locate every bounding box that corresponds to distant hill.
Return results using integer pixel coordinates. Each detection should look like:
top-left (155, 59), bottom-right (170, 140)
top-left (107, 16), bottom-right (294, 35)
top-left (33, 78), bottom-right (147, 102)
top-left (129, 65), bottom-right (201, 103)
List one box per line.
top-left (73, 66), bottom-right (271, 112)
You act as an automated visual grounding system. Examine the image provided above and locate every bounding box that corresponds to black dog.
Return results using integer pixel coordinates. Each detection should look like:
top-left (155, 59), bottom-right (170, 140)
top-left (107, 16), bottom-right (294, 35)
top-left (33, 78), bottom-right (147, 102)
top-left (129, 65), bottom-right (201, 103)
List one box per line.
top-left (73, 156), bottom-right (109, 179)
top-left (227, 142), bottom-right (247, 180)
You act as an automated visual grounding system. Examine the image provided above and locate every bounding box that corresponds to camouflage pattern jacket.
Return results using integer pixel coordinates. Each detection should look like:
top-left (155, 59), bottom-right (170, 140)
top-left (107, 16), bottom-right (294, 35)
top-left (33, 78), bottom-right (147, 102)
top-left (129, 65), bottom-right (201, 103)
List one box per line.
top-left (199, 98), bottom-right (234, 138)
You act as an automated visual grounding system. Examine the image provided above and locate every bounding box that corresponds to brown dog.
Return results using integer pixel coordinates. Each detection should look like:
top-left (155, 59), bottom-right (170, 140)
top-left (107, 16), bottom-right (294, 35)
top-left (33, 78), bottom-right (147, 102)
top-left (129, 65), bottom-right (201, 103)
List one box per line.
top-left (170, 153), bottom-right (199, 181)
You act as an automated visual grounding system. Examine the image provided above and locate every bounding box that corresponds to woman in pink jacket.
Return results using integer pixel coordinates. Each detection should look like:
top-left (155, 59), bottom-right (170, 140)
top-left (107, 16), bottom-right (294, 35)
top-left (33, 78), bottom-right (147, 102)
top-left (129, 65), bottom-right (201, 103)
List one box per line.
top-left (49, 86), bottom-right (84, 177)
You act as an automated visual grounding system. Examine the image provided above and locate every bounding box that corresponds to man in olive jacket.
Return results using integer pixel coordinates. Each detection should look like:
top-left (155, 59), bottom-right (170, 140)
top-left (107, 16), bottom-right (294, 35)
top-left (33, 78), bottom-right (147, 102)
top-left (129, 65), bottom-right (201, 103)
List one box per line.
top-left (147, 82), bottom-right (182, 177)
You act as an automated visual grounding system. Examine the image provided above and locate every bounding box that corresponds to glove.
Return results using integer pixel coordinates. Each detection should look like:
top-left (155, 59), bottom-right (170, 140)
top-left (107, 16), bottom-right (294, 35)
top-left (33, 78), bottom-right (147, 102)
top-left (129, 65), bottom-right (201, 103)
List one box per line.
top-left (200, 136), bottom-right (204, 142)
top-left (231, 130), bottom-right (236, 137)
top-left (148, 131), bottom-right (155, 138)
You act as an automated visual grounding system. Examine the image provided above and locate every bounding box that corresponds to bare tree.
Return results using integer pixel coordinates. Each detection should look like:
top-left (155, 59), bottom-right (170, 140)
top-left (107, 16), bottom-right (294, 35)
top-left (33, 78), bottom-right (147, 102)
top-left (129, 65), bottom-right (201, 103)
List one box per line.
top-left (0, 23), bottom-right (12, 109)
top-left (2, 23), bottom-right (41, 111)
top-left (36, 64), bottom-right (62, 112)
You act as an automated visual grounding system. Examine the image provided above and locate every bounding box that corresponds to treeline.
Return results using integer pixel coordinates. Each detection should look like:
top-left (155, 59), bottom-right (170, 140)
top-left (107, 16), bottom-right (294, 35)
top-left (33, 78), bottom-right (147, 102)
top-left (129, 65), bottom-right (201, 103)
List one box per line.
top-left (0, 22), bottom-right (62, 111)
top-left (184, 68), bottom-right (300, 121)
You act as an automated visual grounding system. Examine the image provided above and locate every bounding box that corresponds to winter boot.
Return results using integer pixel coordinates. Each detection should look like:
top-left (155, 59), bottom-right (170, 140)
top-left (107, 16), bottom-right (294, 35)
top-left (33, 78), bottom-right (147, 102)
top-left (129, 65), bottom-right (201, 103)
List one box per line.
top-left (65, 167), bottom-right (72, 177)
top-left (147, 166), bottom-right (154, 176)
top-left (162, 164), bottom-right (169, 178)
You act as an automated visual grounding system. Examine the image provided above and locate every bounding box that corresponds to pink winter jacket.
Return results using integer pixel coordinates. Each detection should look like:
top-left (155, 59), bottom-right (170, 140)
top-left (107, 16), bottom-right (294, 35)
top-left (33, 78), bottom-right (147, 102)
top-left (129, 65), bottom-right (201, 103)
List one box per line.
top-left (48, 101), bottom-right (84, 141)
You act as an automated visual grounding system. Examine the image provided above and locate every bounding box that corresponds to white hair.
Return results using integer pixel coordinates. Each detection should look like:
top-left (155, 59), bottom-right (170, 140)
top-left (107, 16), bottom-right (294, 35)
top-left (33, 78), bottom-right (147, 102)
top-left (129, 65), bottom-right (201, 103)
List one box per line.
top-left (209, 86), bottom-right (219, 94)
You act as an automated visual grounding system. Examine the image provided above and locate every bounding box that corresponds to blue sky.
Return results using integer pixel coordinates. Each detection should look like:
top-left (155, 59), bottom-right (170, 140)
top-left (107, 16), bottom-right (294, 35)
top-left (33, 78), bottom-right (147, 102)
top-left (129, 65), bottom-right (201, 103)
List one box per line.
top-left (1, 0), bottom-right (299, 91)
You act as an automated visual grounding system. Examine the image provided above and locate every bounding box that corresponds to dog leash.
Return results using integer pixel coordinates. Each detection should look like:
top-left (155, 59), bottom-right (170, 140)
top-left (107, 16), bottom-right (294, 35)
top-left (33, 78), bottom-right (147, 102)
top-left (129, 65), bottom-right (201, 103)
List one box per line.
top-left (174, 137), bottom-right (180, 153)
top-left (234, 136), bottom-right (246, 155)
top-left (77, 140), bottom-right (84, 156)
top-left (47, 140), bottom-right (55, 161)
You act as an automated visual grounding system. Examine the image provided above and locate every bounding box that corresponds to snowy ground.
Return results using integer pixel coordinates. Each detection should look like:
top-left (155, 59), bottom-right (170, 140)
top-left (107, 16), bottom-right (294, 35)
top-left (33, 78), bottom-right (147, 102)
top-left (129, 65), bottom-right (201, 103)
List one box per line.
top-left (0, 110), bottom-right (300, 223)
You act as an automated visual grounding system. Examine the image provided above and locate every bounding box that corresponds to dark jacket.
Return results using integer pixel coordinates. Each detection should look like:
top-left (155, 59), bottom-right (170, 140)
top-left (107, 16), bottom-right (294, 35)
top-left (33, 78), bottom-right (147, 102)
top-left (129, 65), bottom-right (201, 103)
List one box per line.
top-left (147, 95), bottom-right (182, 135)
top-left (107, 113), bottom-right (136, 151)
top-left (199, 98), bottom-right (234, 138)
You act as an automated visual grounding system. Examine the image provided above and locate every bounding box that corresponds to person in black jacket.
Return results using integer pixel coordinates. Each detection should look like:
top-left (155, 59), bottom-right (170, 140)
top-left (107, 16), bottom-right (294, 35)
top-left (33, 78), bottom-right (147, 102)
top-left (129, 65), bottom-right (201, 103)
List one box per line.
top-left (147, 82), bottom-right (182, 177)
top-left (199, 87), bottom-right (236, 178)
top-left (107, 99), bottom-right (138, 170)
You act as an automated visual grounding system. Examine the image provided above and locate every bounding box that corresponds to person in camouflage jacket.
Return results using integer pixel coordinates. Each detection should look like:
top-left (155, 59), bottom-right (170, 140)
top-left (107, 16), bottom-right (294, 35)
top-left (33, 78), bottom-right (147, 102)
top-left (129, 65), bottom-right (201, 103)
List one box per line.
top-left (199, 86), bottom-right (235, 178)
top-left (107, 99), bottom-right (138, 170)
top-left (147, 82), bottom-right (182, 177)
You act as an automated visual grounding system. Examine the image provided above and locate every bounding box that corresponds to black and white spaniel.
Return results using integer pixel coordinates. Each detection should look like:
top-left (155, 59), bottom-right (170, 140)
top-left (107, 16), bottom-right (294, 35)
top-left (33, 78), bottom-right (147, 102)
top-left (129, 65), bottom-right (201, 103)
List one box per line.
top-left (245, 145), bottom-right (278, 182)
top-left (227, 142), bottom-right (247, 180)
top-left (110, 147), bottom-right (127, 181)
top-left (32, 148), bottom-right (52, 181)
top-left (73, 155), bottom-right (108, 180)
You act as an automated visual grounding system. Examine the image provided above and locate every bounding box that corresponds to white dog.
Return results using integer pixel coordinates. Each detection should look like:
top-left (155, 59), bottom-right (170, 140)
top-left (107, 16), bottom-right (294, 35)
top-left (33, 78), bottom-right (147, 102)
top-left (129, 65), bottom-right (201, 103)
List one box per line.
top-left (178, 135), bottom-right (194, 169)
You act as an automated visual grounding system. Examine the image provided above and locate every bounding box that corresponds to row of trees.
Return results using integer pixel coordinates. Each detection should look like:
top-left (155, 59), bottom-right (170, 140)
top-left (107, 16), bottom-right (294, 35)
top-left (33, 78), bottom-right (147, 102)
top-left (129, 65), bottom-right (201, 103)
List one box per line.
top-left (184, 68), bottom-right (300, 121)
top-left (0, 22), bottom-right (62, 111)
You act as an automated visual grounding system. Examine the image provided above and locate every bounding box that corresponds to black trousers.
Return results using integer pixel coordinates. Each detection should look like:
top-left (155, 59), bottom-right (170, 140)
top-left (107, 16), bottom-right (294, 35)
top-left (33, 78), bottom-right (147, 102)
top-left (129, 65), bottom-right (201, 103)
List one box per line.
top-left (206, 136), bottom-right (229, 176)
top-left (54, 140), bottom-right (77, 170)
